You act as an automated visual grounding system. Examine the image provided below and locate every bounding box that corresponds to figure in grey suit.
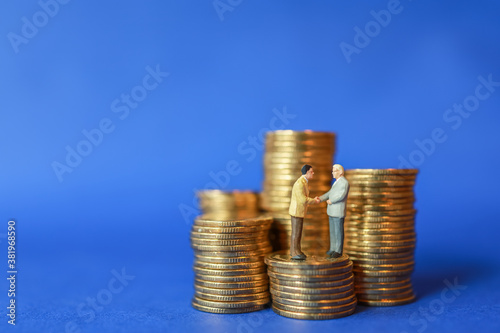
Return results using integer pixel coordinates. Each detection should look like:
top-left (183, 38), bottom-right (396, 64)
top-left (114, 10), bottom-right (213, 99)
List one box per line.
top-left (317, 164), bottom-right (350, 259)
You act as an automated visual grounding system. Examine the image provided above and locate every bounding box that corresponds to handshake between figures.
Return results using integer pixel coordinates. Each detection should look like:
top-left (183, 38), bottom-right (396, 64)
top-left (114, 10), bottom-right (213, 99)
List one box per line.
top-left (313, 196), bottom-right (331, 205)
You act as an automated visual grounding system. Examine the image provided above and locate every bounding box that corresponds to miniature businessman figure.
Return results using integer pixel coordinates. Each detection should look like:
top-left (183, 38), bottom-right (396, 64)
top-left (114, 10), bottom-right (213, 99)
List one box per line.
top-left (288, 164), bottom-right (321, 260)
top-left (317, 164), bottom-right (350, 259)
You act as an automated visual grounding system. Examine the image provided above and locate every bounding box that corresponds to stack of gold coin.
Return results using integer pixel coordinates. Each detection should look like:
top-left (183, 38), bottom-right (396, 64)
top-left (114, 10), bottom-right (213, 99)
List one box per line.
top-left (344, 169), bottom-right (418, 306)
top-left (260, 130), bottom-right (336, 252)
top-left (265, 251), bottom-right (357, 320)
top-left (197, 190), bottom-right (260, 220)
top-left (190, 215), bottom-right (273, 313)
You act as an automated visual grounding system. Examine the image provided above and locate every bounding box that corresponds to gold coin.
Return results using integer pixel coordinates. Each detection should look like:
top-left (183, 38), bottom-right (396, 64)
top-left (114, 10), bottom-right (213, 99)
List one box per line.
top-left (346, 174), bottom-right (416, 180)
top-left (348, 256), bottom-right (414, 265)
top-left (344, 244), bottom-right (415, 254)
top-left (349, 185), bottom-right (414, 193)
top-left (193, 266), bottom-right (266, 276)
top-left (345, 222), bottom-right (415, 229)
top-left (191, 241), bottom-right (270, 252)
top-left (197, 189), bottom-right (258, 197)
top-left (353, 261), bottom-right (415, 272)
top-left (354, 275), bottom-right (412, 283)
top-left (345, 233), bottom-right (415, 241)
top-left (194, 216), bottom-right (272, 227)
top-left (271, 303), bottom-right (356, 320)
top-left (349, 179), bottom-right (416, 186)
top-left (191, 225), bottom-right (271, 234)
top-left (355, 285), bottom-right (413, 295)
top-left (347, 203), bottom-right (415, 211)
top-left (265, 251), bottom-right (350, 269)
top-left (195, 272), bottom-right (269, 283)
top-left (345, 239), bottom-right (416, 247)
top-left (265, 140), bottom-right (334, 148)
top-left (346, 209), bottom-right (417, 217)
top-left (190, 237), bottom-right (270, 246)
top-left (191, 298), bottom-right (268, 313)
top-left (269, 274), bottom-right (354, 288)
top-left (270, 277), bottom-right (354, 294)
top-left (194, 260), bottom-right (266, 270)
top-left (190, 231), bottom-right (269, 240)
top-left (194, 245), bottom-right (273, 258)
top-left (356, 289), bottom-right (414, 300)
top-left (267, 270), bottom-right (352, 282)
top-left (263, 160), bottom-right (334, 169)
top-left (193, 254), bottom-right (263, 264)
top-left (194, 278), bottom-right (268, 289)
top-left (348, 191), bottom-right (415, 199)
top-left (272, 295), bottom-right (357, 310)
top-left (270, 286), bottom-right (354, 301)
top-left (346, 214), bottom-right (415, 222)
top-left (194, 284), bottom-right (269, 296)
top-left (263, 163), bottom-right (334, 171)
top-left (268, 262), bottom-right (353, 276)
top-left (346, 169), bottom-right (418, 175)
top-left (346, 250), bottom-right (414, 259)
top-left (354, 278), bottom-right (411, 289)
top-left (194, 290), bottom-right (269, 302)
top-left (357, 294), bottom-right (416, 306)
top-left (345, 227), bottom-right (415, 235)
top-left (193, 295), bottom-right (270, 309)
top-left (353, 267), bottom-right (414, 277)
top-left (267, 129), bottom-right (335, 136)
top-left (266, 134), bottom-right (334, 141)
top-left (347, 198), bottom-right (415, 205)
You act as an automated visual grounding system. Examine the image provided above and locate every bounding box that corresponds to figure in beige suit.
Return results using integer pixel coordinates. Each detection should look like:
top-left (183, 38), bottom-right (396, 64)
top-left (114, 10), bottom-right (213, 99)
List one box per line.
top-left (288, 164), bottom-right (320, 260)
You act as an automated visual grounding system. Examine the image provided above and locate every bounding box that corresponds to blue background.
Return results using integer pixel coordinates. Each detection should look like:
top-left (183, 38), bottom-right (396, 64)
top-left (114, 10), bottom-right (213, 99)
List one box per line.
top-left (1, 0), bottom-right (499, 332)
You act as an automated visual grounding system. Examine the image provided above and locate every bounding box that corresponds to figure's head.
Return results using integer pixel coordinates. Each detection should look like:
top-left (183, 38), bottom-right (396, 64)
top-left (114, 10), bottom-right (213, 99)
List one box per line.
top-left (332, 164), bottom-right (344, 179)
top-left (301, 164), bottom-right (314, 180)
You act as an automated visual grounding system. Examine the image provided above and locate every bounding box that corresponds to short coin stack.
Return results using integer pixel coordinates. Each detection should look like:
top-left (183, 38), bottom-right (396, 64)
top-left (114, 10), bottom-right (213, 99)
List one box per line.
top-left (260, 130), bottom-right (336, 252)
top-left (344, 169), bottom-right (418, 306)
top-left (197, 190), bottom-right (260, 220)
top-left (190, 215), bottom-right (273, 313)
top-left (265, 251), bottom-right (357, 320)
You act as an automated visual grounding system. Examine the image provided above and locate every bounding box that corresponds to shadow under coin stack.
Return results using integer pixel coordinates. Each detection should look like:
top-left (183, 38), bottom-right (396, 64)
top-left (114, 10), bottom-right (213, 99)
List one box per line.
top-left (344, 169), bottom-right (418, 306)
top-left (265, 251), bottom-right (357, 320)
top-left (260, 130), bottom-right (336, 253)
top-left (197, 190), bottom-right (260, 220)
top-left (190, 215), bottom-right (273, 313)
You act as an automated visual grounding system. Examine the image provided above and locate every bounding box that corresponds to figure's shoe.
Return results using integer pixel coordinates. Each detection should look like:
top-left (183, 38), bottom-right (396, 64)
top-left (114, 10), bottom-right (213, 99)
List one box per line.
top-left (291, 253), bottom-right (307, 260)
top-left (326, 250), bottom-right (335, 256)
top-left (329, 252), bottom-right (342, 259)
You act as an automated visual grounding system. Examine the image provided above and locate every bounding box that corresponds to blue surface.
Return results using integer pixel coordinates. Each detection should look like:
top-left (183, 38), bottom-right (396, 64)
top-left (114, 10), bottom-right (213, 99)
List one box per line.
top-left (1, 0), bottom-right (500, 332)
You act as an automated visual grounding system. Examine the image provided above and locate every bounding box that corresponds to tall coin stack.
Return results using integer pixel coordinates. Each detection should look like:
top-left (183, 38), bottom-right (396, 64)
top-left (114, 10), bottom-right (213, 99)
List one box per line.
top-left (344, 169), bottom-right (418, 306)
top-left (190, 215), bottom-right (273, 313)
top-left (265, 251), bottom-right (357, 320)
top-left (197, 190), bottom-right (260, 220)
top-left (260, 130), bottom-right (336, 252)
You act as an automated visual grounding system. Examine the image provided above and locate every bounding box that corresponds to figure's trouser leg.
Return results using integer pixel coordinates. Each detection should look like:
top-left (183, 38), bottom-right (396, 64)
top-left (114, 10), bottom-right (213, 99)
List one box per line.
top-left (290, 216), bottom-right (304, 255)
top-left (329, 217), bottom-right (345, 254)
